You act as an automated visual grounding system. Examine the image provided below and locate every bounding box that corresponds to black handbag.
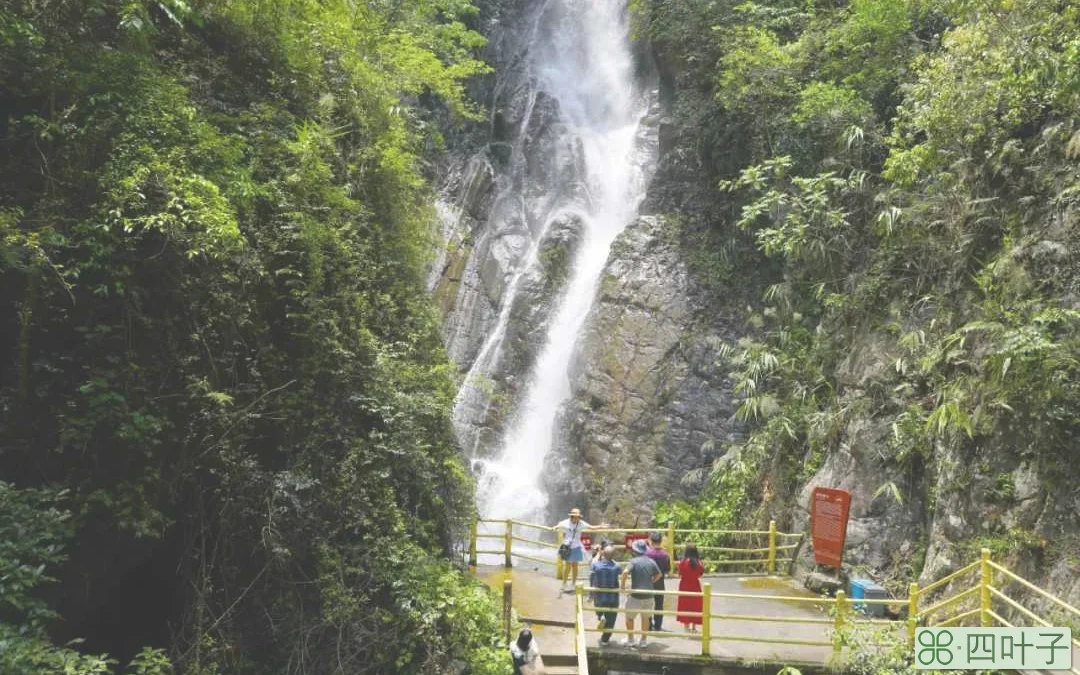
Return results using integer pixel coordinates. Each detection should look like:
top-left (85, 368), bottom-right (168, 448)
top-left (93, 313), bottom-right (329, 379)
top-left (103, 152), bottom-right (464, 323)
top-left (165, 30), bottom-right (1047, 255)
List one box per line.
top-left (558, 520), bottom-right (579, 560)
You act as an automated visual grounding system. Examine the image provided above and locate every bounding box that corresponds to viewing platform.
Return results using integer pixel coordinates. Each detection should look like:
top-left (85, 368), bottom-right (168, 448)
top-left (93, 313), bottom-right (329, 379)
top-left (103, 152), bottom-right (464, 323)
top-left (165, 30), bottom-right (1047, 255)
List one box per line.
top-left (479, 565), bottom-right (867, 673)
top-left (470, 518), bottom-right (1080, 675)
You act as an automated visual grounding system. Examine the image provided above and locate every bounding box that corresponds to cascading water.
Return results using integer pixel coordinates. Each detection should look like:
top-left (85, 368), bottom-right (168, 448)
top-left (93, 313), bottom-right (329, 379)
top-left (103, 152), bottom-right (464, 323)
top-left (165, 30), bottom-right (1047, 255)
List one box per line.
top-left (452, 0), bottom-right (657, 534)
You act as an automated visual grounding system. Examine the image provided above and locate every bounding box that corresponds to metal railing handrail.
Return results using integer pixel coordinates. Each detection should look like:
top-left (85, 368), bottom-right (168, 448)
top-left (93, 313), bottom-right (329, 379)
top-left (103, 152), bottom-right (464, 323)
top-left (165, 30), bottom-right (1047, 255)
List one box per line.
top-left (566, 547), bottom-right (1079, 667)
top-left (987, 560), bottom-right (1080, 622)
top-left (574, 589), bottom-right (590, 675)
top-left (478, 517), bottom-right (1077, 671)
top-left (919, 585), bottom-right (979, 620)
top-left (917, 559), bottom-right (979, 595)
top-left (468, 517), bottom-right (799, 575)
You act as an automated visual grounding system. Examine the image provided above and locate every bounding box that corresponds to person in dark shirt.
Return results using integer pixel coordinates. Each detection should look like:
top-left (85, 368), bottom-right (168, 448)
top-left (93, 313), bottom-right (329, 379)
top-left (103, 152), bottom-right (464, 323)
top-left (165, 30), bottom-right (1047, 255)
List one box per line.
top-left (589, 545), bottom-right (620, 646)
top-left (645, 531), bottom-right (671, 632)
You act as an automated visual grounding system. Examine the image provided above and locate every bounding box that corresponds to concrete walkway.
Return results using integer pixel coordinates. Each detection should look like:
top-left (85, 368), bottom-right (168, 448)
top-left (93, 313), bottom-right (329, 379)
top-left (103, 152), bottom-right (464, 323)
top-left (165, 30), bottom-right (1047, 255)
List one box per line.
top-left (477, 565), bottom-right (906, 667)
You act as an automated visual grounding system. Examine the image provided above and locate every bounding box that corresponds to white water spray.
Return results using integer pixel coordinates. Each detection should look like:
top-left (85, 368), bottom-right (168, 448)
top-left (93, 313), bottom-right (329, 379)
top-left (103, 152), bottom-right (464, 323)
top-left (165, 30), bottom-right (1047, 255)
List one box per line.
top-left (473, 0), bottom-right (657, 523)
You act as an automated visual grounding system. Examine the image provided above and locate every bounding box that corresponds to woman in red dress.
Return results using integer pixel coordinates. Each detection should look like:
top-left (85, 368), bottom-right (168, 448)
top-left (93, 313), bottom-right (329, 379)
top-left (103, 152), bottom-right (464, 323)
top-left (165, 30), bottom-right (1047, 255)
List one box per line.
top-left (677, 543), bottom-right (705, 631)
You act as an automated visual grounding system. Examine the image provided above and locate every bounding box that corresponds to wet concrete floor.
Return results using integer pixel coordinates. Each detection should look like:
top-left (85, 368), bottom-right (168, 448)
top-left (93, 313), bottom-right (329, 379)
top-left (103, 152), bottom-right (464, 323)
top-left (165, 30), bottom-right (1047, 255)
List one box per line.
top-left (477, 564), bottom-right (906, 665)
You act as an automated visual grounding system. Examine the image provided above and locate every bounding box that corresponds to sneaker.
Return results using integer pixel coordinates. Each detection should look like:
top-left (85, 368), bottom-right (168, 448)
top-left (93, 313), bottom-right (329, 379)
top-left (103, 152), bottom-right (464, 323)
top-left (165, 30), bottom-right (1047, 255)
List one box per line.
top-left (598, 640), bottom-right (612, 648)
top-left (617, 638), bottom-right (634, 648)
top-left (634, 639), bottom-right (649, 649)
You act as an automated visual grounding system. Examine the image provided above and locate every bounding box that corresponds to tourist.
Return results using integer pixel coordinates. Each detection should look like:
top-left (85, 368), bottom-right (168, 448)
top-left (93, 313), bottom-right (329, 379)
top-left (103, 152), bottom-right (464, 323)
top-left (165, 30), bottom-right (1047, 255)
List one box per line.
top-left (589, 545), bottom-right (621, 646)
top-left (677, 543), bottom-right (705, 632)
top-left (590, 537), bottom-right (611, 564)
top-left (510, 628), bottom-right (544, 675)
top-left (645, 531), bottom-right (671, 632)
top-left (620, 538), bottom-right (661, 649)
top-left (554, 508), bottom-right (602, 592)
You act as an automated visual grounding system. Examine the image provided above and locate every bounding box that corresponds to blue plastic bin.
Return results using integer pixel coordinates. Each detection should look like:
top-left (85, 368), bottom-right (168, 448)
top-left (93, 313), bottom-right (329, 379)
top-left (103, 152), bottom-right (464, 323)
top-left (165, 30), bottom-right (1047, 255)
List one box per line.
top-left (850, 578), bottom-right (888, 617)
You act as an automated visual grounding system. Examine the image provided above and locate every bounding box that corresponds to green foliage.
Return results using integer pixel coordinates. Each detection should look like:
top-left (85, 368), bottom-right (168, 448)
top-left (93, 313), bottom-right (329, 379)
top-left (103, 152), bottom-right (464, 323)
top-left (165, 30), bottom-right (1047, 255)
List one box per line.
top-left (655, 436), bottom-right (762, 554)
top-left (0, 482), bottom-right (120, 674)
top-left (639, 0), bottom-right (1080, 572)
top-left (720, 155), bottom-right (869, 277)
top-left (0, 483), bottom-right (71, 626)
top-left (836, 620), bottom-right (953, 675)
top-left (792, 82), bottom-right (873, 138)
top-left (715, 24), bottom-right (802, 155)
top-left (0, 0), bottom-right (500, 671)
top-left (539, 242), bottom-right (571, 292)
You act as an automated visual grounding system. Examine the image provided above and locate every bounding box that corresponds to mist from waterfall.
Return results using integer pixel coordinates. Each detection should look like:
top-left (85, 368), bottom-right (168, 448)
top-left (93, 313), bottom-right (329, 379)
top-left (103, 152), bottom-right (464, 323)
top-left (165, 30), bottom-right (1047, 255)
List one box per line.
top-left (469, 0), bottom-right (657, 522)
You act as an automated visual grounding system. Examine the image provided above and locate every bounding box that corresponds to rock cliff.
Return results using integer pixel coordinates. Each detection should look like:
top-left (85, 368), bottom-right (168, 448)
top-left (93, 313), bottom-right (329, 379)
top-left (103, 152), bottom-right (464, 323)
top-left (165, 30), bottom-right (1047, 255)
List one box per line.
top-left (545, 216), bottom-right (739, 524)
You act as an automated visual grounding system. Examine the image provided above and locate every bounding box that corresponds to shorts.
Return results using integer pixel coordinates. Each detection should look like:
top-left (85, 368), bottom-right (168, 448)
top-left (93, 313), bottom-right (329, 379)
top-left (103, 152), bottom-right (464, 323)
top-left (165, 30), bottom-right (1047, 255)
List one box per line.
top-left (623, 595), bottom-right (654, 621)
top-left (566, 546), bottom-right (586, 563)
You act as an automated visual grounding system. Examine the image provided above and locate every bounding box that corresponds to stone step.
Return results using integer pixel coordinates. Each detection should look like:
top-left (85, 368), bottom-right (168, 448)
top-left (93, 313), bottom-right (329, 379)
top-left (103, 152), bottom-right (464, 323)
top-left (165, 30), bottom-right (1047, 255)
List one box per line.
top-left (543, 652), bottom-right (577, 667)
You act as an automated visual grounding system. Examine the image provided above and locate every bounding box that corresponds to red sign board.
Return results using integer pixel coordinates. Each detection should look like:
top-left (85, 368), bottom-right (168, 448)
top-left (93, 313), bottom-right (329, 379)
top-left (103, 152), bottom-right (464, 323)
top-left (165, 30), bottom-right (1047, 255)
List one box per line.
top-left (811, 487), bottom-right (851, 569)
top-left (624, 532), bottom-right (649, 551)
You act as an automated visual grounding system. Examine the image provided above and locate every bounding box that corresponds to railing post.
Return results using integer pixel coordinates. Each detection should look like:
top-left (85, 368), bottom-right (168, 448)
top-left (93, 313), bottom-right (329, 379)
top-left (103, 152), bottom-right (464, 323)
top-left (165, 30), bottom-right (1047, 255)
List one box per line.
top-left (907, 581), bottom-right (920, 647)
top-left (503, 579), bottom-right (513, 643)
top-left (767, 520), bottom-right (777, 574)
top-left (980, 548), bottom-right (992, 627)
top-left (468, 518), bottom-right (478, 567)
top-left (574, 583), bottom-right (584, 656)
top-left (665, 521), bottom-right (675, 555)
top-left (833, 590), bottom-right (847, 663)
top-left (555, 527), bottom-right (565, 580)
top-left (701, 582), bottom-right (711, 656)
top-left (504, 519), bottom-right (513, 568)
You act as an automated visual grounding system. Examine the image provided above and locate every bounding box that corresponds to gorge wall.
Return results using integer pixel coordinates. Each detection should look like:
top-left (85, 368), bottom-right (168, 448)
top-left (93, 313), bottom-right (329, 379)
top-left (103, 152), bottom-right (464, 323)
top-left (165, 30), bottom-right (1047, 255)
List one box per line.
top-left (428, 0), bottom-right (740, 525)
top-left (432, 0), bottom-right (1080, 618)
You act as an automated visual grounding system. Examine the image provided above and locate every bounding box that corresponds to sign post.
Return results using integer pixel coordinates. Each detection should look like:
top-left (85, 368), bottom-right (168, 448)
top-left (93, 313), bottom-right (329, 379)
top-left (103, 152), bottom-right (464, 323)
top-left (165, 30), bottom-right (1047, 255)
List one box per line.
top-left (624, 532), bottom-right (649, 553)
top-left (811, 487), bottom-right (851, 570)
top-left (580, 535), bottom-right (593, 554)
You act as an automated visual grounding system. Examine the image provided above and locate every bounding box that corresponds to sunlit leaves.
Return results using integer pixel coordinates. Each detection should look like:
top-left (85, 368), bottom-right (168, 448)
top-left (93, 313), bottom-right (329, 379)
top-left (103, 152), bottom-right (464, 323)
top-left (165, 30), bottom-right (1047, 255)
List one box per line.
top-left (0, 0), bottom-right (496, 671)
top-left (716, 25), bottom-right (801, 120)
top-left (886, 0), bottom-right (1080, 184)
top-left (720, 155), bottom-right (867, 271)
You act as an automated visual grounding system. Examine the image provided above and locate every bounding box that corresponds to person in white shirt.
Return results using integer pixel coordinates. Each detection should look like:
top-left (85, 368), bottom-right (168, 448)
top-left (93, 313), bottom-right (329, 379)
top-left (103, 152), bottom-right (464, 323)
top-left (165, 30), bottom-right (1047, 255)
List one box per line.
top-left (509, 628), bottom-right (544, 674)
top-left (554, 507), bottom-right (606, 592)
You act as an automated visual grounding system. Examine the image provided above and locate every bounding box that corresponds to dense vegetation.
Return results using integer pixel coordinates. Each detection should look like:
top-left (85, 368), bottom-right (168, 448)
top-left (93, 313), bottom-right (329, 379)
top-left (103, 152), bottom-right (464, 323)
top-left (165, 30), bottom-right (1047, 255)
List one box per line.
top-left (0, 1), bottom-right (509, 673)
top-left (638, 0), bottom-right (1080, 573)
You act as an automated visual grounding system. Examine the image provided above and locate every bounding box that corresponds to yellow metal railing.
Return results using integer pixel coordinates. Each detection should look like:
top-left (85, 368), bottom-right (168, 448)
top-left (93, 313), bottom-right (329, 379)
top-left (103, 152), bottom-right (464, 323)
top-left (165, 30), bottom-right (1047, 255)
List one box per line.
top-left (907, 549), bottom-right (1080, 675)
top-left (468, 517), bottom-right (802, 578)
top-left (574, 587), bottom-right (591, 675)
top-left (572, 583), bottom-right (840, 661)
top-left (474, 519), bottom-right (1078, 671)
top-left (570, 546), bottom-right (1077, 670)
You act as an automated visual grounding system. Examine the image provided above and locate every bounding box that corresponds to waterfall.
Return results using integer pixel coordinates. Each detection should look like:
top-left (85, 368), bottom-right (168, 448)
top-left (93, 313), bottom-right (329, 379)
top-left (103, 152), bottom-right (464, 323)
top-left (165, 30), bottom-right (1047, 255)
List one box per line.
top-left (453, 0), bottom-right (657, 525)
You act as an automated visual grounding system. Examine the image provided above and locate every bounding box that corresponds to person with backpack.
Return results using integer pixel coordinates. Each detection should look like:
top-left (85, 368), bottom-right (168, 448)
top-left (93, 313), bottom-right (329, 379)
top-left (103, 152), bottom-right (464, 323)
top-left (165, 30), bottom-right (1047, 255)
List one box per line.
top-left (509, 628), bottom-right (544, 674)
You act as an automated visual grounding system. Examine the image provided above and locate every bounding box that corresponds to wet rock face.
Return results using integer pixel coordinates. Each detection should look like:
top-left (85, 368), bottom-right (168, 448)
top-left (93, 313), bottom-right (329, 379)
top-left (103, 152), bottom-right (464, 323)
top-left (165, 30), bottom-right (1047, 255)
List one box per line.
top-left (501, 213), bottom-right (585, 377)
top-left (790, 415), bottom-right (928, 578)
top-left (434, 0), bottom-right (735, 524)
top-left (432, 0), bottom-right (590, 458)
top-left (544, 216), bottom-right (739, 524)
